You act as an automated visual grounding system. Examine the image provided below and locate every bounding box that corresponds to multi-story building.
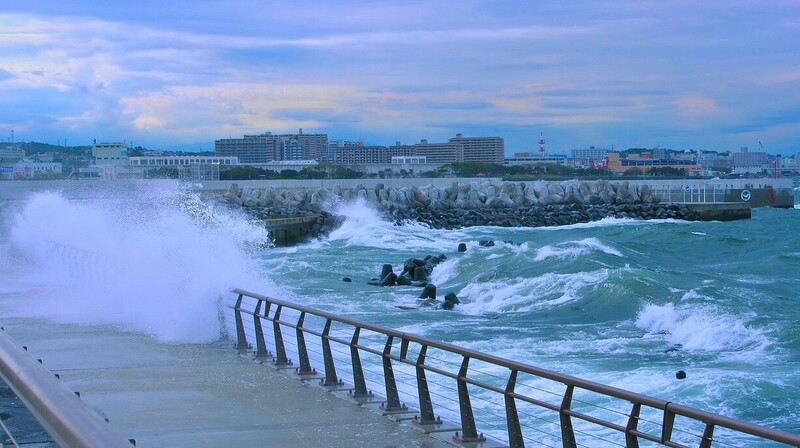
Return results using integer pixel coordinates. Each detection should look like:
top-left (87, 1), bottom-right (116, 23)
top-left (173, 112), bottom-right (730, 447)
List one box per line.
top-left (215, 133), bottom-right (279, 164)
top-left (288, 129), bottom-right (328, 160)
top-left (216, 130), bottom-right (328, 163)
top-left (697, 152), bottom-right (732, 170)
top-left (605, 153), bottom-right (702, 174)
top-left (280, 138), bottom-right (304, 161)
top-left (323, 140), bottom-right (362, 162)
top-left (331, 146), bottom-right (392, 165)
top-left (129, 156), bottom-right (239, 167)
top-left (92, 142), bottom-right (129, 166)
top-left (391, 140), bottom-right (464, 165)
top-left (448, 134), bottom-right (504, 164)
top-left (0, 159), bottom-right (63, 179)
top-left (504, 153), bottom-right (568, 166)
top-left (571, 147), bottom-right (609, 168)
top-left (731, 147), bottom-right (769, 174)
top-left (0, 147), bottom-right (25, 158)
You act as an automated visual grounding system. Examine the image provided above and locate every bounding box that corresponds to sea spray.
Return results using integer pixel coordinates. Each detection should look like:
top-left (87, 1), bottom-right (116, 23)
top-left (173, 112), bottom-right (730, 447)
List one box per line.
top-left (8, 184), bottom-right (275, 343)
top-left (635, 302), bottom-right (769, 353)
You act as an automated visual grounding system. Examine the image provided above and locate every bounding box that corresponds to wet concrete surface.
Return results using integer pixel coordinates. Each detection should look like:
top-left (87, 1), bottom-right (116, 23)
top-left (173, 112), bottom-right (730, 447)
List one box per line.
top-left (0, 309), bottom-right (454, 448)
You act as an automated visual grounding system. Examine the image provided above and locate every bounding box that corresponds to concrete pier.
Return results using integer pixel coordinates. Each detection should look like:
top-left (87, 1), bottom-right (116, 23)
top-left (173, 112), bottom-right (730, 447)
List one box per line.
top-left (687, 203), bottom-right (751, 221)
top-left (263, 215), bottom-right (320, 246)
top-left (0, 317), bottom-right (452, 447)
top-left (0, 262), bottom-right (451, 448)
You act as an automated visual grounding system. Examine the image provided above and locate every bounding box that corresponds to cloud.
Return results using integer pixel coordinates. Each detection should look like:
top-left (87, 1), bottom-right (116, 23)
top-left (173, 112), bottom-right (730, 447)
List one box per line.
top-left (674, 95), bottom-right (720, 117)
top-left (719, 106), bottom-right (800, 134)
top-left (269, 108), bottom-right (362, 124)
top-left (1, 2), bottom-right (800, 152)
top-left (0, 68), bottom-right (14, 81)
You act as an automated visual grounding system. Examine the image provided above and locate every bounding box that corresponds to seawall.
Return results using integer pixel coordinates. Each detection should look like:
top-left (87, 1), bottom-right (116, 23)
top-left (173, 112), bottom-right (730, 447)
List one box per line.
top-left (220, 178), bottom-right (779, 241)
top-left (199, 177), bottom-right (793, 208)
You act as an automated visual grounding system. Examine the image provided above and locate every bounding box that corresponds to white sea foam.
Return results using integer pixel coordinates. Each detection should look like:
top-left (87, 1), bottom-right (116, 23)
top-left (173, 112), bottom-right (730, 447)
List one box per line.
top-left (325, 199), bottom-right (453, 251)
top-left (635, 302), bottom-right (769, 352)
top-left (457, 269), bottom-right (609, 315)
top-left (529, 216), bottom-right (694, 231)
top-left (533, 237), bottom-right (623, 262)
top-left (8, 184), bottom-right (274, 343)
top-left (679, 289), bottom-right (713, 302)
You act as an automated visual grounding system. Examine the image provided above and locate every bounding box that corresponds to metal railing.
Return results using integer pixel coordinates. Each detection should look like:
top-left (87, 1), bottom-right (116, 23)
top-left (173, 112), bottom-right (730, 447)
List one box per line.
top-left (650, 185), bottom-right (728, 204)
top-left (0, 328), bottom-right (131, 448)
top-left (230, 288), bottom-right (800, 448)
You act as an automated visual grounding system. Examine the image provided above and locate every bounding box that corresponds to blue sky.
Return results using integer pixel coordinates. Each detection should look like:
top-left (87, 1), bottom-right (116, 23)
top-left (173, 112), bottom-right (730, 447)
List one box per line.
top-left (1, 1), bottom-right (799, 155)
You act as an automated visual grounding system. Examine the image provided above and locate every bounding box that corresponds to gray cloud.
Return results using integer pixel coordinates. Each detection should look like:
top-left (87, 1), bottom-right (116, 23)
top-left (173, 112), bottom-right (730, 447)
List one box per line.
top-left (1, 1), bottom-right (800, 152)
top-left (269, 108), bottom-right (362, 124)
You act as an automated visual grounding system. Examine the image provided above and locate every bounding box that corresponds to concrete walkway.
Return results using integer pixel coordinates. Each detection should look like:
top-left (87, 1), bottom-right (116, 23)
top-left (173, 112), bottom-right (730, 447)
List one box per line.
top-left (0, 309), bottom-right (452, 447)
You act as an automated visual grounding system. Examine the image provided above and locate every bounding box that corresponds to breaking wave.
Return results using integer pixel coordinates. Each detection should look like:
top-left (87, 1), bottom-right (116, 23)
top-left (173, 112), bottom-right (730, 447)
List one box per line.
top-left (7, 182), bottom-right (273, 343)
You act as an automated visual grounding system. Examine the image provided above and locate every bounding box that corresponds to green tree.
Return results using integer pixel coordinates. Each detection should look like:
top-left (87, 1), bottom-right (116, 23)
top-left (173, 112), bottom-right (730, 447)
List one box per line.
top-left (624, 168), bottom-right (644, 176)
top-left (145, 166), bottom-right (179, 179)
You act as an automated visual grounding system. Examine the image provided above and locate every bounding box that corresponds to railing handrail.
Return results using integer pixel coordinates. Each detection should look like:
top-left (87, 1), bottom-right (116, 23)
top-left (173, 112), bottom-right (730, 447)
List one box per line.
top-left (232, 287), bottom-right (800, 447)
top-left (0, 328), bottom-right (131, 448)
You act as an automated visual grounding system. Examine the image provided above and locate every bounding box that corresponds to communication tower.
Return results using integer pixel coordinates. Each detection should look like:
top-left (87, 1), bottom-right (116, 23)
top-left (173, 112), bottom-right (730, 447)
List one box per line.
top-left (538, 132), bottom-right (545, 155)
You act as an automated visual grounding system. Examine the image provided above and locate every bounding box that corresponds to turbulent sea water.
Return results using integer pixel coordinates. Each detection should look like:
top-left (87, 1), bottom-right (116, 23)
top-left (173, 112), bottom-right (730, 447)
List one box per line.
top-left (1, 179), bottom-right (799, 444)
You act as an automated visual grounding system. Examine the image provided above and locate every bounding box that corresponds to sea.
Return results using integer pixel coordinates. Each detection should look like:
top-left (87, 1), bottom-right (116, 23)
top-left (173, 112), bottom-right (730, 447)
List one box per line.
top-left (1, 179), bottom-right (799, 446)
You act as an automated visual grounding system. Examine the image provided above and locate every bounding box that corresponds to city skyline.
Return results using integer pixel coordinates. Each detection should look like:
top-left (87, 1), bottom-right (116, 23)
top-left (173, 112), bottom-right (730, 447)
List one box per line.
top-left (1, 1), bottom-right (800, 154)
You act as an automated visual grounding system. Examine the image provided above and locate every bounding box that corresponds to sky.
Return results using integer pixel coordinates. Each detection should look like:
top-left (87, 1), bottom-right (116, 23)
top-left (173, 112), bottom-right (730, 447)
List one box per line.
top-left (1, 1), bottom-right (800, 155)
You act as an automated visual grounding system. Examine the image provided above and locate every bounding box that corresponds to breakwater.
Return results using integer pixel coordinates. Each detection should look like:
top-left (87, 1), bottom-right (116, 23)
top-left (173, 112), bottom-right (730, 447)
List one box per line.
top-left (222, 179), bottom-right (707, 236)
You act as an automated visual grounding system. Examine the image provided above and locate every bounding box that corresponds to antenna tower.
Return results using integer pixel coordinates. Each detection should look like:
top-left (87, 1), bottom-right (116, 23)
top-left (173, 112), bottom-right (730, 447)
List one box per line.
top-left (538, 132), bottom-right (545, 155)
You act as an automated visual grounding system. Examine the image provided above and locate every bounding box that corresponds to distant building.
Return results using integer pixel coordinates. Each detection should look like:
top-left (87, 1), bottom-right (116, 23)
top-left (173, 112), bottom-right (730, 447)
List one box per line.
top-left (449, 134), bottom-right (504, 164)
top-left (1, 158), bottom-right (63, 179)
top-left (392, 156), bottom-right (427, 164)
top-left (323, 140), bottom-right (362, 162)
top-left (605, 153), bottom-right (702, 174)
top-left (397, 139), bottom-right (464, 165)
top-left (250, 160), bottom-right (319, 171)
top-left (0, 148), bottom-right (25, 159)
top-left (331, 146), bottom-right (394, 165)
top-left (696, 152), bottom-right (732, 170)
top-left (504, 154), bottom-right (567, 166)
top-left (731, 147), bottom-right (769, 174)
top-left (280, 138), bottom-right (304, 161)
top-left (284, 129), bottom-right (328, 160)
top-left (129, 156), bottom-right (239, 167)
top-left (215, 130), bottom-right (328, 163)
top-left (215, 133), bottom-right (280, 164)
top-left (571, 147), bottom-right (609, 168)
top-left (92, 142), bottom-right (129, 166)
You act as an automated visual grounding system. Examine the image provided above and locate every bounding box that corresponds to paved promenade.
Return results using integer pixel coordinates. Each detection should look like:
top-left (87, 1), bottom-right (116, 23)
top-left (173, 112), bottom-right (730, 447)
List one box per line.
top-left (0, 299), bottom-right (451, 447)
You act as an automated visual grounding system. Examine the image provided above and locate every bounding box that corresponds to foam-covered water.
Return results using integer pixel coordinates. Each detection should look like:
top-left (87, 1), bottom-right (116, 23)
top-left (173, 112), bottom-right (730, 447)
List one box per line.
top-left (2, 181), bottom-right (274, 342)
top-left (259, 180), bottom-right (800, 437)
top-left (1, 178), bottom-right (799, 441)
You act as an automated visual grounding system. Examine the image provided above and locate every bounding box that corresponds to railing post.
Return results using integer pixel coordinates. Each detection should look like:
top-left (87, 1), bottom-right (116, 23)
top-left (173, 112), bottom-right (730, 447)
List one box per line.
top-left (560, 385), bottom-right (577, 448)
top-left (626, 403), bottom-right (641, 448)
top-left (294, 312), bottom-right (315, 376)
top-left (233, 294), bottom-right (250, 351)
top-left (662, 405), bottom-right (676, 444)
top-left (453, 356), bottom-right (485, 443)
top-left (505, 369), bottom-right (525, 448)
top-left (413, 345), bottom-right (439, 426)
top-left (349, 327), bottom-right (370, 398)
top-left (699, 423), bottom-right (715, 448)
top-left (381, 335), bottom-right (406, 412)
top-left (320, 319), bottom-right (342, 386)
top-left (253, 300), bottom-right (269, 359)
top-left (272, 305), bottom-right (290, 366)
